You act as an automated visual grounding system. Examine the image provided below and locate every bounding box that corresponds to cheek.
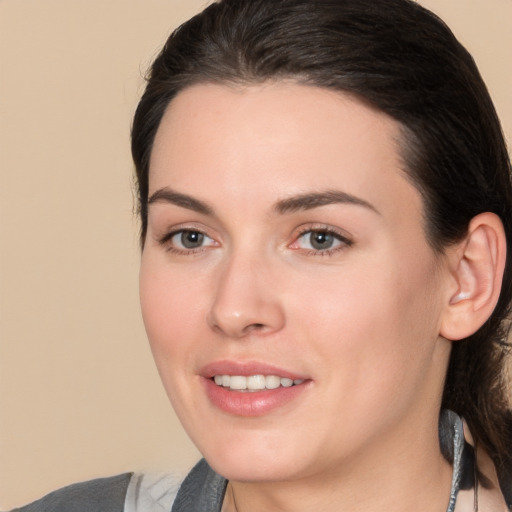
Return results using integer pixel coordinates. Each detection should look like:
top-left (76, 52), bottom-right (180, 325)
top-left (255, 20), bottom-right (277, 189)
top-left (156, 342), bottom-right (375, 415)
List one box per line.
top-left (139, 257), bottom-right (205, 369)
top-left (295, 271), bottom-right (403, 382)
top-left (139, 258), bottom-right (212, 427)
top-left (292, 249), bottom-right (443, 387)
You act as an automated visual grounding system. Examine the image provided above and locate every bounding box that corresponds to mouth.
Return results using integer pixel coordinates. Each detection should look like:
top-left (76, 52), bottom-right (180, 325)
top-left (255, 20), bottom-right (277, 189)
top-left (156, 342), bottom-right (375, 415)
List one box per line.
top-left (201, 361), bottom-right (310, 416)
top-left (212, 374), bottom-right (305, 392)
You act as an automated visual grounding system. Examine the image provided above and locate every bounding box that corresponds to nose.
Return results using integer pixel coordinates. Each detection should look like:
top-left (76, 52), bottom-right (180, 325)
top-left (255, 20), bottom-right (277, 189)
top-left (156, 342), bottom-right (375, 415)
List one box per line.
top-left (207, 252), bottom-right (286, 339)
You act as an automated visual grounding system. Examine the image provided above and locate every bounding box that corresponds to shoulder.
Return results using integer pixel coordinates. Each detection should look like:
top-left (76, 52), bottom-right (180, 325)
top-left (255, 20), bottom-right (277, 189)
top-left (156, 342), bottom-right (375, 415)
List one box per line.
top-left (9, 462), bottom-right (226, 512)
top-left (10, 473), bottom-right (133, 512)
top-left (172, 459), bottom-right (227, 511)
top-left (125, 472), bottom-right (183, 512)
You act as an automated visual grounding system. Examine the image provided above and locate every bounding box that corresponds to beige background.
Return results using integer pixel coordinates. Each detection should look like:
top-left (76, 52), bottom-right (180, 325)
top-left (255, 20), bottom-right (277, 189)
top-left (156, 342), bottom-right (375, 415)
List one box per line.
top-left (0, 0), bottom-right (511, 509)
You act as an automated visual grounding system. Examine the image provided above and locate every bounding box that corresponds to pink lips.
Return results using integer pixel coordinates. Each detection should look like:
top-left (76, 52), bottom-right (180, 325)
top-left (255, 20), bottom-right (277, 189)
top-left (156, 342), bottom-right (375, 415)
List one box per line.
top-left (200, 360), bottom-right (310, 417)
top-left (201, 360), bottom-right (305, 380)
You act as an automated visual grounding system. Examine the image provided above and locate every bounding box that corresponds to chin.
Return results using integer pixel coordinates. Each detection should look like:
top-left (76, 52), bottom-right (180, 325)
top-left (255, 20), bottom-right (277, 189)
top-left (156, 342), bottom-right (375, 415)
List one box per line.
top-left (206, 452), bottom-right (298, 483)
top-left (191, 427), bottom-right (314, 482)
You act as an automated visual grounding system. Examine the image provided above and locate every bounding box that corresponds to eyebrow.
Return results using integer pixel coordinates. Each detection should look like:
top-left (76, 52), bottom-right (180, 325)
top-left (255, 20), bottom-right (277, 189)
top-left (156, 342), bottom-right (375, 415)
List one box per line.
top-left (275, 190), bottom-right (379, 215)
top-left (148, 188), bottom-right (214, 215)
top-left (147, 187), bottom-right (379, 217)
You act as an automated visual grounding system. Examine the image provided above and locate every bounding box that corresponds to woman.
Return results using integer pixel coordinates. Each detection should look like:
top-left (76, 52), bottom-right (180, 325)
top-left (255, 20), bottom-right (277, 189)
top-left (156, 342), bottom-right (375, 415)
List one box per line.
top-left (13, 0), bottom-right (511, 510)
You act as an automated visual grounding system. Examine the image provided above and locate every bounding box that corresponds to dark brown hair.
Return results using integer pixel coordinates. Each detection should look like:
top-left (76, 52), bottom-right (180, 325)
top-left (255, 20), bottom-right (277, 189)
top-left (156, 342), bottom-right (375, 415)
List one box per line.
top-left (132, 0), bottom-right (512, 490)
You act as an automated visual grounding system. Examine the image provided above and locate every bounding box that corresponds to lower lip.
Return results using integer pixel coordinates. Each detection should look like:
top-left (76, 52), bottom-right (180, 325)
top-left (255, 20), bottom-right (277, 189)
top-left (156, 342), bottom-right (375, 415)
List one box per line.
top-left (202, 378), bottom-right (309, 416)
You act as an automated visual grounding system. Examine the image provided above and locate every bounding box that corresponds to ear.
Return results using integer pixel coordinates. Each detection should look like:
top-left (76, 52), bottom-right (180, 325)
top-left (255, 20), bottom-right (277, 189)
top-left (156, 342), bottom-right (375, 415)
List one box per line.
top-left (440, 212), bottom-right (506, 341)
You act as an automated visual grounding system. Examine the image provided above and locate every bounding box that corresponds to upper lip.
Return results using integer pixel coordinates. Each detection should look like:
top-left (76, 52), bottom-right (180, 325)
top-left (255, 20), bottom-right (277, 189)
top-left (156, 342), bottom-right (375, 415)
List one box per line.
top-left (200, 360), bottom-right (308, 381)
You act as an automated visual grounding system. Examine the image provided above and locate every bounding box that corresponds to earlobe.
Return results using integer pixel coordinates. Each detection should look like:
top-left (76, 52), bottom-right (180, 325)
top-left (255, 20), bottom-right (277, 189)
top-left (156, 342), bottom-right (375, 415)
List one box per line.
top-left (440, 212), bottom-right (506, 341)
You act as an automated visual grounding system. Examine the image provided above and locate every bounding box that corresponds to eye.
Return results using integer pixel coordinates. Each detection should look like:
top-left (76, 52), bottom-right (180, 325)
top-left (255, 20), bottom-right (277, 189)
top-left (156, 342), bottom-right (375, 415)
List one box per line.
top-left (160, 229), bottom-right (217, 253)
top-left (291, 228), bottom-right (352, 254)
top-left (174, 230), bottom-right (206, 249)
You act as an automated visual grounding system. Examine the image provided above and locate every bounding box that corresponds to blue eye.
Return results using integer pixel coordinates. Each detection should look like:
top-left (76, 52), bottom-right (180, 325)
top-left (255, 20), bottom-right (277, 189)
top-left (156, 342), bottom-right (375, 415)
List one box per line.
top-left (174, 230), bottom-right (205, 249)
top-left (163, 229), bottom-right (216, 252)
top-left (294, 229), bottom-right (351, 253)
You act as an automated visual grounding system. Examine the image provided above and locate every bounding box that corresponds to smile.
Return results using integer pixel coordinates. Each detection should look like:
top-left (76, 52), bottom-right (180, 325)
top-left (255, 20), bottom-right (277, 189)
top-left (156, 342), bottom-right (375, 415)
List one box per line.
top-left (213, 374), bottom-right (305, 391)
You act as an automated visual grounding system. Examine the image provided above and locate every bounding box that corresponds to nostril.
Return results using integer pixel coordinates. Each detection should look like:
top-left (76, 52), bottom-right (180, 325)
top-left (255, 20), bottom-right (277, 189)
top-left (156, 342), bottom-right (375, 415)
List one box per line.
top-left (244, 323), bottom-right (265, 333)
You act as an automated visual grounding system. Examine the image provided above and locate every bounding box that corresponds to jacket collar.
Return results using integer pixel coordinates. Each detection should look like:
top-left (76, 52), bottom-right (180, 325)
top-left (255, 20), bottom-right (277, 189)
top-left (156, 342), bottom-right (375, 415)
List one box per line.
top-left (440, 410), bottom-right (510, 512)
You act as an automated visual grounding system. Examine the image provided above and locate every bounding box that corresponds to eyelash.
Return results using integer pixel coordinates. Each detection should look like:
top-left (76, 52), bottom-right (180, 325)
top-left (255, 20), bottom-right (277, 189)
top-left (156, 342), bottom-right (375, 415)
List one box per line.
top-left (156, 225), bottom-right (353, 257)
top-left (291, 226), bottom-right (353, 256)
top-left (157, 228), bottom-right (215, 255)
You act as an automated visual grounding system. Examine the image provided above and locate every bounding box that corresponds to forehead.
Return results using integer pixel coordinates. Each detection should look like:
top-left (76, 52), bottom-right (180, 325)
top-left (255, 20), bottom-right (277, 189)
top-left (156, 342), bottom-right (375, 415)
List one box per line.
top-left (149, 82), bottom-right (422, 224)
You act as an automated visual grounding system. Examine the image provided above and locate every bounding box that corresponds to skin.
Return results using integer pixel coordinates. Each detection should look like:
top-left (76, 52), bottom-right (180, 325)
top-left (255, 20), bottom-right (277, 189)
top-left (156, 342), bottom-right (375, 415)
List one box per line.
top-left (139, 82), bottom-right (456, 511)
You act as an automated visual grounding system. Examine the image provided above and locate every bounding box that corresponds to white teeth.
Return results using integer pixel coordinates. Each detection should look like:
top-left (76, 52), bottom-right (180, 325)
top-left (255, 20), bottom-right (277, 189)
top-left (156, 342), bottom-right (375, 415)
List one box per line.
top-left (212, 374), bottom-right (305, 391)
top-left (265, 375), bottom-right (281, 389)
top-left (247, 375), bottom-right (266, 390)
top-left (229, 376), bottom-right (247, 390)
top-left (280, 378), bottom-right (293, 387)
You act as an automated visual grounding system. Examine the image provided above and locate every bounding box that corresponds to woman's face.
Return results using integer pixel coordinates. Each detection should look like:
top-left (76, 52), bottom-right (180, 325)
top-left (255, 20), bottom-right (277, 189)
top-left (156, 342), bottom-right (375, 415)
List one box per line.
top-left (140, 82), bottom-right (453, 483)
